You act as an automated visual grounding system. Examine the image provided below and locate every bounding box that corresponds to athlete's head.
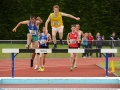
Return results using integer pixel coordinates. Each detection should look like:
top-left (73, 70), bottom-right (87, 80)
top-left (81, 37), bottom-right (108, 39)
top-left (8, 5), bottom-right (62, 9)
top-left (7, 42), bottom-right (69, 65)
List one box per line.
top-left (30, 15), bottom-right (35, 22)
top-left (53, 5), bottom-right (59, 14)
top-left (112, 32), bottom-right (115, 36)
top-left (96, 32), bottom-right (100, 36)
top-left (42, 27), bottom-right (46, 33)
top-left (88, 32), bottom-right (92, 36)
top-left (84, 33), bottom-right (88, 37)
top-left (76, 24), bottom-right (80, 30)
top-left (71, 24), bottom-right (76, 32)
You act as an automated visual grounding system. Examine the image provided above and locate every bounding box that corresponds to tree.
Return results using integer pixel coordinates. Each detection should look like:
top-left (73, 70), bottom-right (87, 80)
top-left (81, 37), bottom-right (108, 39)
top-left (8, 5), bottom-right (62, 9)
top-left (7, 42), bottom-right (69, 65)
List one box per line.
top-left (0, 0), bottom-right (120, 40)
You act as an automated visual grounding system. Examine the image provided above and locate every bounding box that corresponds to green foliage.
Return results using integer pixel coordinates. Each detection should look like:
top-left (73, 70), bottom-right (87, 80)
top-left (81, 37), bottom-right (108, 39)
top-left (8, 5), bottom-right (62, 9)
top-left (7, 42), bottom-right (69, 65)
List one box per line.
top-left (0, 0), bottom-right (120, 40)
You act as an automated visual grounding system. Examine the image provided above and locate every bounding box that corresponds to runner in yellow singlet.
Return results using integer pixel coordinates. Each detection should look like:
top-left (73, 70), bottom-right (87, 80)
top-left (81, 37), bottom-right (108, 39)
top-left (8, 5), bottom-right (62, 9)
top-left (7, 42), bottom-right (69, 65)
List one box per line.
top-left (45, 5), bottom-right (80, 49)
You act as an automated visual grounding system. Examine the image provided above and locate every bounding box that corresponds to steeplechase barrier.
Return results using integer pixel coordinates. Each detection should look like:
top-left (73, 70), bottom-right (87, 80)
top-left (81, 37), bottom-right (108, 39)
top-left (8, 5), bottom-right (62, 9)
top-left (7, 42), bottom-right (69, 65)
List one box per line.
top-left (2, 48), bottom-right (117, 77)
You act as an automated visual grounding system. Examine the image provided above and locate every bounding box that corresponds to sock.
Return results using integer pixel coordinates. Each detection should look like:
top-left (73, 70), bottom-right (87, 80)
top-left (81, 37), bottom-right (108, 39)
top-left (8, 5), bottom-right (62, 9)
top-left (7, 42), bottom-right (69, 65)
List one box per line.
top-left (78, 43), bottom-right (80, 48)
top-left (54, 44), bottom-right (57, 47)
top-left (30, 59), bottom-right (33, 67)
top-left (60, 39), bottom-right (62, 42)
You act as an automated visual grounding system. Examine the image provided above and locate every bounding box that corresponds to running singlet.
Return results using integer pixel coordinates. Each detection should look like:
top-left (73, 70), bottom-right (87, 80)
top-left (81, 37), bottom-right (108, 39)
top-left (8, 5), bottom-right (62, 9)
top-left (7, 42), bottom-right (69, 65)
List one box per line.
top-left (39, 33), bottom-right (48, 46)
top-left (69, 32), bottom-right (78, 48)
top-left (28, 21), bottom-right (38, 35)
top-left (50, 12), bottom-right (63, 28)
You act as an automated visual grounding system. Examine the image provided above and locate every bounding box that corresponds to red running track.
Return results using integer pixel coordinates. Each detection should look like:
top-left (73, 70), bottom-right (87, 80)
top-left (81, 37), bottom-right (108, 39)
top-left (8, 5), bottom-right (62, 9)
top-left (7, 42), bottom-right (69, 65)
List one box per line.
top-left (0, 58), bottom-right (119, 77)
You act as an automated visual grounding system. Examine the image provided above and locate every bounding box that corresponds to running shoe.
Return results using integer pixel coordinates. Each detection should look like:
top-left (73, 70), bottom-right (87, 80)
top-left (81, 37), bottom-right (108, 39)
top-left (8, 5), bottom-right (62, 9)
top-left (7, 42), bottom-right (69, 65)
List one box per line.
top-left (74, 64), bottom-right (77, 68)
top-left (60, 40), bottom-right (64, 45)
top-left (34, 65), bottom-right (38, 70)
top-left (53, 45), bottom-right (57, 49)
top-left (25, 44), bottom-right (29, 49)
top-left (40, 66), bottom-right (44, 71)
top-left (38, 66), bottom-right (44, 72)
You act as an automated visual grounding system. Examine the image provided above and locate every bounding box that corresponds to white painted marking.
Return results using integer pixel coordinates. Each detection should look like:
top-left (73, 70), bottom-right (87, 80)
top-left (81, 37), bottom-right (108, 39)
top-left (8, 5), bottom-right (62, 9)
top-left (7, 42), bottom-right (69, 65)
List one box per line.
top-left (0, 67), bottom-right (30, 72)
top-left (1, 77), bottom-right (120, 80)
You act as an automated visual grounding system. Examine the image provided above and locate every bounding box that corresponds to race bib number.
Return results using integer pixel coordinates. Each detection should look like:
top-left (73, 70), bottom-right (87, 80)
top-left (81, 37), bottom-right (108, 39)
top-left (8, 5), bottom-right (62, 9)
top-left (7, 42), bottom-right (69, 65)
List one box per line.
top-left (53, 21), bottom-right (60, 26)
top-left (69, 39), bottom-right (76, 44)
top-left (29, 30), bottom-right (37, 35)
top-left (39, 39), bottom-right (46, 44)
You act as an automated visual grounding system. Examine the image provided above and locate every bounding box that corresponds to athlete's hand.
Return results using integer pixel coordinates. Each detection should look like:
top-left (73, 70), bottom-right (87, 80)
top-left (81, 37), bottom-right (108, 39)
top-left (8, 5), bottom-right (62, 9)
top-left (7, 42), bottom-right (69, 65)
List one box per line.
top-left (36, 16), bottom-right (41, 20)
top-left (36, 16), bottom-right (43, 23)
top-left (81, 42), bottom-right (83, 45)
top-left (67, 42), bottom-right (70, 45)
top-left (44, 40), bottom-right (47, 44)
top-left (76, 17), bottom-right (80, 21)
top-left (12, 28), bottom-right (16, 32)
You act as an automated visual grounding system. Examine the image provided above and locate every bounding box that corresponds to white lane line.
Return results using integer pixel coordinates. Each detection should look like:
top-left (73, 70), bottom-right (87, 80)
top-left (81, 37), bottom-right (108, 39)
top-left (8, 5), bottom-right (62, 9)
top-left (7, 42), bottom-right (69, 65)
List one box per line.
top-left (0, 67), bottom-right (30, 72)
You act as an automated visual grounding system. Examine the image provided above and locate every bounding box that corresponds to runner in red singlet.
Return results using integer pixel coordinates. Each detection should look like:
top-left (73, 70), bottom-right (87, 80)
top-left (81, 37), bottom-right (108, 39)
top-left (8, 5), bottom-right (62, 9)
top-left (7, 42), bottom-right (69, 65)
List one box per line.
top-left (67, 24), bottom-right (79, 71)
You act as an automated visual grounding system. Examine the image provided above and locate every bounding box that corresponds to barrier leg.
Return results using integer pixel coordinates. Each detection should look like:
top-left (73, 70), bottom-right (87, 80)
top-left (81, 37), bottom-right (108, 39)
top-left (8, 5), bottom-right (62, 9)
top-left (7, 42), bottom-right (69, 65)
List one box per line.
top-left (106, 53), bottom-right (108, 77)
top-left (11, 53), bottom-right (14, 78)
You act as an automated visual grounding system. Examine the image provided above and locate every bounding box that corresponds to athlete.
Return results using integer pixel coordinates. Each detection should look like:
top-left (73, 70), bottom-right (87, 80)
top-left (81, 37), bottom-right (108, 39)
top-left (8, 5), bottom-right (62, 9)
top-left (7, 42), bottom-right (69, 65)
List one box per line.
top-left (76, 24), bottom-right (84, 48)
top-left (12, 15), bottom-right (43, 68)
top-left (34, 27), bottom-right (52, 71)
top-left (74, 24), bottom-right (84, 68)
top-left (30, 17), bottom-right (43, 68)
top-left (67, 24), bottom-right (79, 71)
top-left (45, 5), bottom-right (80, 49)
top-left (42, 29), bottom-right (52, 66)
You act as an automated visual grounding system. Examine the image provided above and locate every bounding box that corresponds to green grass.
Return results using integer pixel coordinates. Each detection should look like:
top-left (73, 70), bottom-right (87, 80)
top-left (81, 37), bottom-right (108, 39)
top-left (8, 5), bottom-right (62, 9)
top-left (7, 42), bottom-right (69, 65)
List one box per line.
top-left (116, 72), bottom-right (120, 76)
top-left (99, 61), bottom-right (120, 76)
top-left (99, 61), bottom-right (120, 69)
top-left (0, 43), bottom-right (120, 59)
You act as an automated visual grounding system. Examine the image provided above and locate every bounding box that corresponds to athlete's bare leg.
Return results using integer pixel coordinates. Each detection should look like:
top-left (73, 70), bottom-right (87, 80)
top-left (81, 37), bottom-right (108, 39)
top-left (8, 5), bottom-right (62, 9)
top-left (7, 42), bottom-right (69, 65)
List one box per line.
top-left (30, 42), bottom-right (38, 68)
top-left (73, 53), bottom-right (78, 68)
top-left (52, 30), bottom-right (57, 49)
top-left (43, 54), bottom-right (47, 66)
top-left (70, 53), bottom-right (74, 71)
top-left (38, 53), bottom-right (43, 67)
top-left (26, 34), bottom-right (32, 48)
top-left (58, 26), bottom-right (64, 45)
top-left (30, 53), bottom-right (36, 67)
top-left (33, 54), bottom-right (38, 69)
top-left (38, 53), bottom-right (44, 72)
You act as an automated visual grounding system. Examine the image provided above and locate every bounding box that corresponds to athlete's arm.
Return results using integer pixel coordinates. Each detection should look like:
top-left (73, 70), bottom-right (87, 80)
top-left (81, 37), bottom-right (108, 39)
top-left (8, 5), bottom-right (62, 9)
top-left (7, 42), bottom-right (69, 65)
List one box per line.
top-left (61, 12), bottom-right (80, 20)
top-left (81, 31), bottom-right (84, 37)
top-left (67, 33), bottom-right (70, 45)
top-left (12, 20), bottom-right (29, 32)
top-left (77, 33), bottom-right (80, 42)
top-left (36, 16), bottom-right (43, 24)
top-left (45, 16), bottom-right (50, 30)
top-left (81, 38), bottom-right (83, 44)
top-left (38, 33), bottom-right (41, 43)
top-left (47, 34), bottom-right (52, 43)
top-left (38, 30), bottom-right (40, 39)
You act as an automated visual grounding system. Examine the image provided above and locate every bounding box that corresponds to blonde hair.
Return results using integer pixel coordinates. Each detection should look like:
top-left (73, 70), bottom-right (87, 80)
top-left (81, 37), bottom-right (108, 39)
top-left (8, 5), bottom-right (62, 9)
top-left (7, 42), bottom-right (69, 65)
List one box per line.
top-left (53, 5), bottom-right (59, 10)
